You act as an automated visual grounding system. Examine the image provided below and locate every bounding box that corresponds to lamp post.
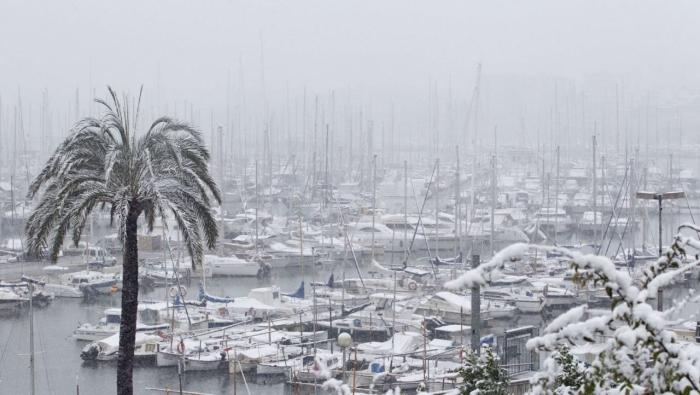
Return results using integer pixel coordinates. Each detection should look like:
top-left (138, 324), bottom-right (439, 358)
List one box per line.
top-left (337, 332), bottom-right (352, 382)
top-left (635, 190), bottom-right (685, 310)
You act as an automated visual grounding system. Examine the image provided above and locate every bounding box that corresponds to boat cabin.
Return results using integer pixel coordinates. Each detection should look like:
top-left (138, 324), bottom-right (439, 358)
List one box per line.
top-left (434, 324), bottom-right (472, 343)
top-left (103, 308), bottom-right (121, 325)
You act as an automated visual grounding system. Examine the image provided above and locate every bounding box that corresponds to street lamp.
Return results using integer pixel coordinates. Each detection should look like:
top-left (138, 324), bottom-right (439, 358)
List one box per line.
top-left (337, 332), bottom-right (352, 381)
top-left (635, 190), bottom-right (686, 310)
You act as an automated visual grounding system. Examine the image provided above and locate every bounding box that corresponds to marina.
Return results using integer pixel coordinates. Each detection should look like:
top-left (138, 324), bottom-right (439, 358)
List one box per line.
top-left (3, 2), bottom-right (700, 394)
top-left (2, 154), bottom-right (700, 394)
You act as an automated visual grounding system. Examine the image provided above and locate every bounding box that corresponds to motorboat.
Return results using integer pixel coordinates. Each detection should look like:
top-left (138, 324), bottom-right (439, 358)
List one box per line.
top-left (73, 307), bottom-right (170, 341)
top-left (204, 254), bottom-right (268, 277)
top-left (482, 287), bottom-right (544, 313)
top-left (42, 266), bottom-right (83, 298)
top-left (0, 287), bottom-right (27, 311)
top-left (61, 270), bottom-right (120, 296)
top-left (414, 291), bottom-right (516, 324)
top-left (257, 354), bottom-right (311, 377)
top-left (80, 332), bottom-right (161, 361)
top-left (155, 338), bottom-right (203, 367)
top-left (266, 241), bottom-right (317, 268)
top-left (184, 345), bottom-right (231, 371)
top-left (140, 263), bottom-right (190, 287)
top-left (291, 352), bottom-right (344, 383)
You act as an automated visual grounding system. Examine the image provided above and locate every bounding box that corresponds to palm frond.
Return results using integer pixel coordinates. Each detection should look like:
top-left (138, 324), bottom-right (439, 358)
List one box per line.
top-left (26, 87), bottom-right (219, 268)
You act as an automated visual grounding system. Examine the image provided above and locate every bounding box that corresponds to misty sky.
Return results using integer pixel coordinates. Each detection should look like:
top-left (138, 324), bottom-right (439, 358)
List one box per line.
top-left (1, 0), bottom-right (699, 155)
top-left (2, 1), bottom-right (698, 97)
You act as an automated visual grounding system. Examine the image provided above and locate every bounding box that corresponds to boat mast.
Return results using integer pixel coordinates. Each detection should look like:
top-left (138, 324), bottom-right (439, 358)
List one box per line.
top-left (299, 217), bottom-right (304, 283)
top-left (404, 160), bottom-right (408, 261)
top-left (592, 133), bottom-right (597, 244)
top-left (371, 154), bottom-right (377, 262)
top-left (555, 145), bottom-right (560, 245)
top-left (219, 125), bottom-right (224, 256)
top-left (392, 267), bottom-right (397, 351)
top-left (455, 146), bottom-right (460, 257)
top-left (342, 224), bottom-right (347, 311)
top-left (601, 154), bottom-right (606, 247)
top-left (629, 158), bottom-right (636, 255)
top-left (312, 226), bottom-right (317, 360)
top-left (469, 63), bottom-right (481, 256)
top-left (255, 160), bottom-right (259, 256)
top-left (28, 279), bottom-right (35, 395)
top-left (325, 124), bottom-right (330, 209)
top-left (490, 155), bottom-right (495, 256)
top-left (435, 159), bottom-right (440, 254)
top-left (11, 175), bottom-right (18, 273)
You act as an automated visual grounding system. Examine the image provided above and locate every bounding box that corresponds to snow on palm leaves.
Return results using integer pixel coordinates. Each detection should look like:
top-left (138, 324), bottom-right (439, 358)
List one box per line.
top-left (25, 87), bottom-right (221, 268)
top-left (445, 227), bottom-right (700, 394)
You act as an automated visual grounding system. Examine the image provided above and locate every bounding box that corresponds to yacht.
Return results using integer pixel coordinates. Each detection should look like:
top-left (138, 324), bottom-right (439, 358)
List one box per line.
top-left (80, 332), bottom-right (161, 361)
top-left (0, 287), bottom-right (27, 311)
top-left (42, 266), bottom-right (83, 298)
top-left (204, 254), bottom-right (268, 277)
top-left (61, 270), bottom-right (120, 296)
top-left (73, 307), bottom-right (170, 341)
top-left (414, 291), bottom-right (516, 324)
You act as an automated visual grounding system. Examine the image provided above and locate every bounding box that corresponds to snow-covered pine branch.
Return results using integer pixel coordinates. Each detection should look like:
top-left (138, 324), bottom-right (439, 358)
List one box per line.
top-left (444, 230), bottom-right (700, 394)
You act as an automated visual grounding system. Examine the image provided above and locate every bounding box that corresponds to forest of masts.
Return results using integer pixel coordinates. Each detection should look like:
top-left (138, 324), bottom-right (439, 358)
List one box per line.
top-left (0, 72), bottom-right (697, 243)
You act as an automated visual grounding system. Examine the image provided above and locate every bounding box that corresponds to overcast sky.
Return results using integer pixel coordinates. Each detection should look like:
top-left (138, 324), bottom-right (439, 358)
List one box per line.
top-left (2, 1), bottom-right (698, 95)
top-left (1, 0), bottom-right (699, 153)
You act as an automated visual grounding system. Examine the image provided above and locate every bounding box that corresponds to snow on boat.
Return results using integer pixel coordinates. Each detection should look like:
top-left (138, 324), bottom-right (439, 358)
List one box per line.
top-left (80, 332), bottom-right (161, 361)
top-left (73, 307), bottom-right (170, 341)
top-left (204, 254), bottom-right (265, 277)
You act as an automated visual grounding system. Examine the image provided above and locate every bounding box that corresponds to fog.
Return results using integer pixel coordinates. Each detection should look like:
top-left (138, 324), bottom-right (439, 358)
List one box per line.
top-left (2, 0), bottom-right (700, 157)
top-left (4, 2), bottom-right (700, 394)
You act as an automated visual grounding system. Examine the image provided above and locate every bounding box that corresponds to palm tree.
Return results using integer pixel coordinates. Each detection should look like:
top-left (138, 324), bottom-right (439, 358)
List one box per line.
top-left (25, 88), bottom-right (220, 395)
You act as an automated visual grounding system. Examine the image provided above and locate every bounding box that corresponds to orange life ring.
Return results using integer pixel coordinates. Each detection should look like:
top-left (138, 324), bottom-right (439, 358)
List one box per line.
top-left (408, 281), bottom-right (418, 291)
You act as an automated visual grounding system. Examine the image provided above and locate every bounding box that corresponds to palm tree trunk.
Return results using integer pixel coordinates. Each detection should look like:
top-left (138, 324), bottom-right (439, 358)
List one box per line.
top-left (117, 204), bottom-right (141, 395)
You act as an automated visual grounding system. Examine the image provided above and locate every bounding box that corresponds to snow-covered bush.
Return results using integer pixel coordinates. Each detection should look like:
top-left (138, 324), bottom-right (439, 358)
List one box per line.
top-left (530, 345), bottom-right (586, 395)
top-left (459, 346), bottom-right (509, 395)
top-left (445, 225), bottom-right (700, 394)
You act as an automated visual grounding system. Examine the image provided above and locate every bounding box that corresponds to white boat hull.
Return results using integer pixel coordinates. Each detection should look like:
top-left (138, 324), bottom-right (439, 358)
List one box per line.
top-left (73, 328), bottom-right (117, 342)
top-left (44, 283), bottom-right (83, 298)
top-left (156, 350), bottom-right (182, 367)
top-left (256, 363), bottom-right (292, 376)
top-left (208, 262), bottom-right (260, 277)
top-left (185, 356), bottom-right (227, 371)
top-left (514, 299), bottom-right (544, 313)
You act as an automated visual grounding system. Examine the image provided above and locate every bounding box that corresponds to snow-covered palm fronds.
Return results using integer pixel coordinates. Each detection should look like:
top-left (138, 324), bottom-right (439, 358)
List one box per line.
top-left (25, 87), bottom-right (220, 268)
top-left (445, 228), bottom-right (700, 394)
